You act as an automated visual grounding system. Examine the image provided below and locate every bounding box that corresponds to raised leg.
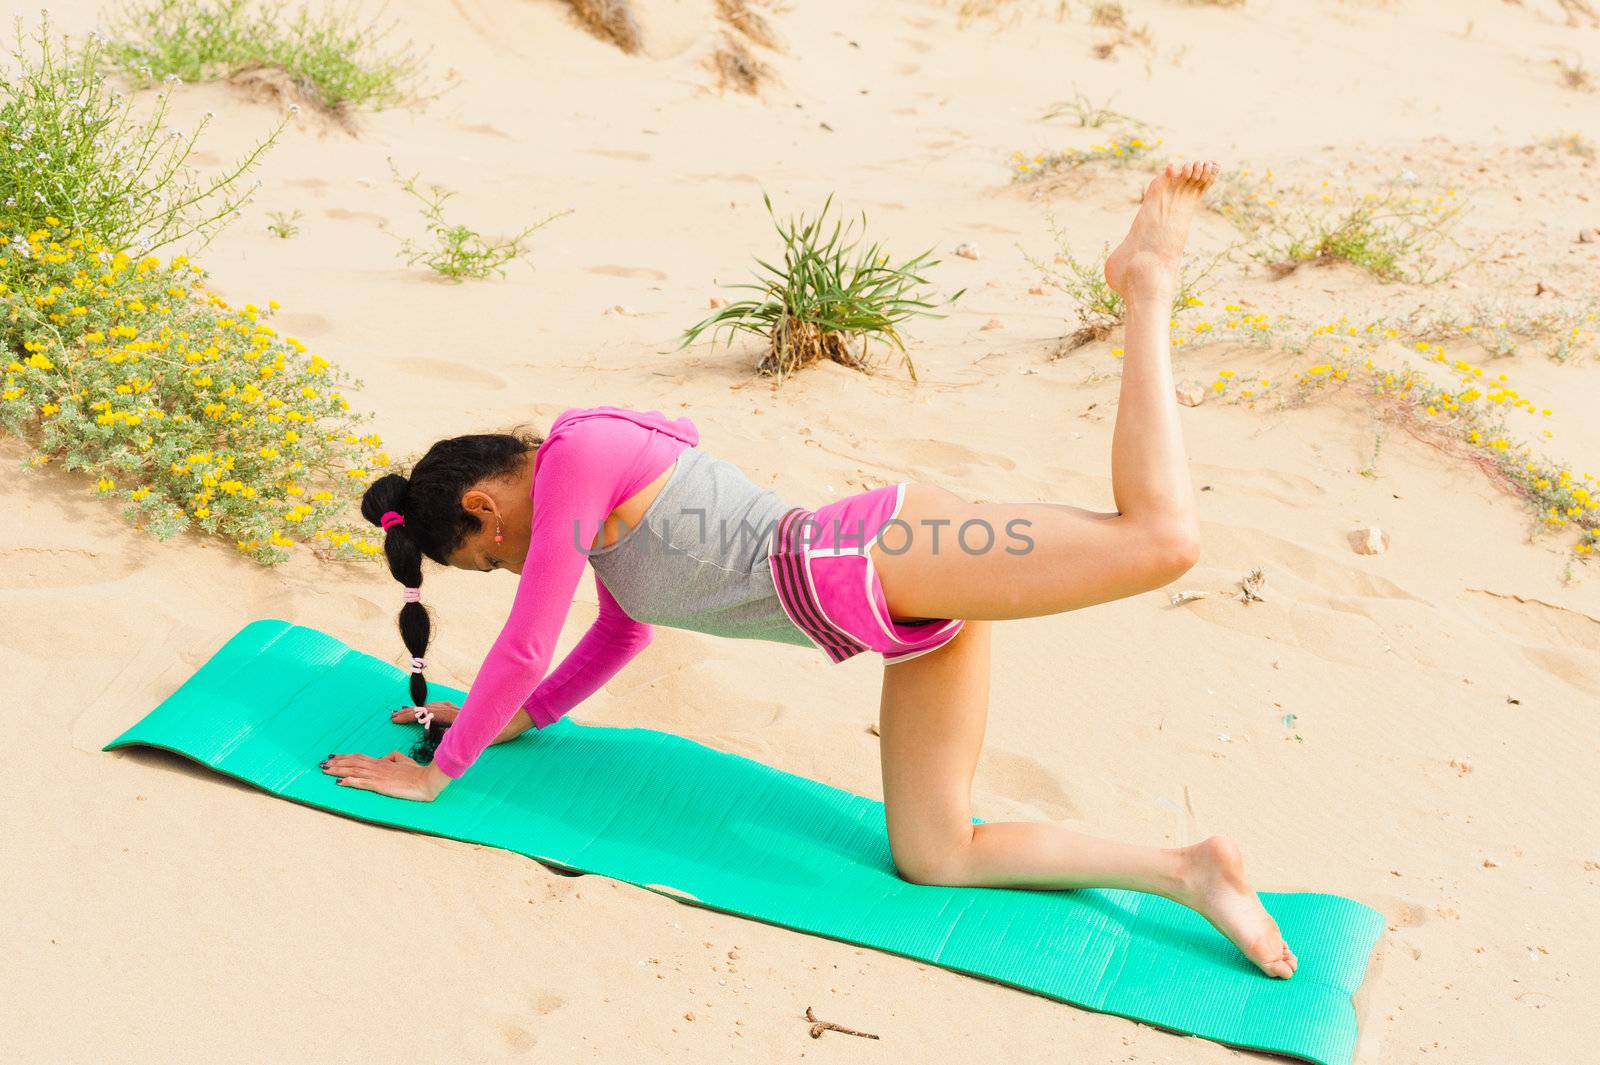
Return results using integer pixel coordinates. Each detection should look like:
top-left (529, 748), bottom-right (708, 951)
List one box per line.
top-left (871, 161), bottom-right (1218, 623)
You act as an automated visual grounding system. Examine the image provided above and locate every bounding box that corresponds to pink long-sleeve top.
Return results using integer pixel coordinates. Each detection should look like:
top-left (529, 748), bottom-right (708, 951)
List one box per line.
top-left (429, 405), bottom-right (699, 779)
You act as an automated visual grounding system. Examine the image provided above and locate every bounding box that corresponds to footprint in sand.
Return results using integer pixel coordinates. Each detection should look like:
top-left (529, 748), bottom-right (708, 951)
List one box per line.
top-left (887, 437), bottom-right (1018, 479)
top-left (0, 546), bottom-right (135, 590)
top-left (980, 747), bottom-right (1081, 821)
top-left (323, 206), bottom-right (386, 225)
top-left (587, 264), bottom-right (669, 281)
top-left (394, 356), bottom-right (507, 390)
top-left (274, 311), bottom-right (334, 336)
top-left (584, 148), bottom-right (651, 162)
top-left (1189, 464), bottom-right (1328, 509)
top-left (530, 991), bottom-right (566, 1016)
top-left (284, 177), bottom-right (329, 192)
top-left (499, 1024), bottom-right (535, 1052)
top-left (1465, 589), bottom-right (1600, 696)
top-left (1368, 896), bottom-right (1428, 929)
top-left (350, 595), bottom-right (384, 622)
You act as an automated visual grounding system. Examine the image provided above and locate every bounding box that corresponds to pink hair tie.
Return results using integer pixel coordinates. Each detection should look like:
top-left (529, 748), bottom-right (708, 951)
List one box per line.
top-left (380, 510), bottom-right (405, 531)
top-left (413, 706), bottom-right (434, 730)
top-left (402, 587), bottom-right (421, 603)
top-left (408, 656), bottom-right (426, 673)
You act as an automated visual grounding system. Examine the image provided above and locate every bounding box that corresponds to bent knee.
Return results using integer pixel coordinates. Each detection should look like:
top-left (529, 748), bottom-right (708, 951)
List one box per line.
top-left (890, 844), bottom-right (973, 887)
top-left (1138, 516), bottom-right (1201, 584)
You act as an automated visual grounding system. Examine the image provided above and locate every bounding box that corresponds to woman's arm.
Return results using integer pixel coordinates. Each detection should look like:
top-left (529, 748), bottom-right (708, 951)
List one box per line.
top-left (521, 572), bottom-right (653, 728)
top-left (394, 578), bottom-right (651, 742)
top-left (427, 432), bottom-right (620, 781)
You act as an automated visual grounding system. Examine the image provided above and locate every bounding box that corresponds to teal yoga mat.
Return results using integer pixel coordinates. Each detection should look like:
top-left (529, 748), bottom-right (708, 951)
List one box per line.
top-left (106, 619), bottom-right (1382, 1064)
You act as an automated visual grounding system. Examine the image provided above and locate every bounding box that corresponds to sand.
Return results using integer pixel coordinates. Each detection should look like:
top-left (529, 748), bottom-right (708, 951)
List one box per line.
top-left (5, 0), bottom-right (1599, 1061)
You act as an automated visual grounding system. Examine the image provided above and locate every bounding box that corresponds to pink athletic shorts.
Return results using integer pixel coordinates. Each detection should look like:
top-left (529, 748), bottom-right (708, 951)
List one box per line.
top-left (767, 482), bottom-right (966, 665)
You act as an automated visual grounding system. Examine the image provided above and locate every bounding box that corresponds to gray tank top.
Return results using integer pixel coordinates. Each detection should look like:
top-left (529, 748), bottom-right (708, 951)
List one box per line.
top-left (587, 445), bottom-right (816, 650)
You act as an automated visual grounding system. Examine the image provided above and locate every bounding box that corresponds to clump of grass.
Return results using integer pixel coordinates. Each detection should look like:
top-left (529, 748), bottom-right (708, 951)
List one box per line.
top-left (1090, 1), bottom-right (1126, 26)
top-left (1, 15), bottom-right (281, 256)
top-left (266, 209), bottom-right (302, 238)
top-left (0, 224), bottom-right (387, 565)
top-left (716, 0), bottom-right (782, 50)
top-left (1023, 216), bottom-right (1223, 353)
top-left (1384, 302), bottom-right (1599, 364)
top-left (1087, 1), bottom-right (1153, 58)
top-left (677, 192), bottom-right (963, 383)
top-left (1258, 186), bottom-right (1471, 284)
top-left (385, 160), bottom-right (570, 282)
top-left (1535, 130), bottom-right (1597, 158)
top-left (955, 0), bottom-right (1042, 29)
top-left (1011, 132), bottom-right (1160, 182)
top-left (103, 0), bottom-right (426, 112)
top-left (1554, 55), bottom-right (1595, 92)
top-left (1040, 86), bottom-right (1148, 129)
top-left (711, 33), bottom-right (770, 94)
top-left (566, 0), bottom-right (641, 53)
top-left (1203, 165), bottom-right (1286, 234)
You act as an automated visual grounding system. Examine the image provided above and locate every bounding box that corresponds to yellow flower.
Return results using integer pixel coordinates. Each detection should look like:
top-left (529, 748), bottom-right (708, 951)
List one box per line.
top-left (96, 476), bottom-right (115, 493)
top-left (1217, 369), bottom-right (1234, 379)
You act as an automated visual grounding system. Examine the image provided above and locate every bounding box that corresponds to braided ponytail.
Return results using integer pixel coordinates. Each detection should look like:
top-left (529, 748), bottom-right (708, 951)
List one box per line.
top-left (362, 473), bottom-right (443, 761)
top-left (359, 425), bottom-right (543, 763)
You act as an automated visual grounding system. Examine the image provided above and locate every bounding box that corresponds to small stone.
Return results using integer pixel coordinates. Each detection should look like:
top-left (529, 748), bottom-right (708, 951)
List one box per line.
top-left (866, 722), bottom-right (880, 736)
top-left (979, 318), bottom-right (1003, 331)
top-left (1175, 383), bottom-right (1206, 407)
top-left (1482, 857), bottom-right (1498, 869)
top-left (1349, 526), bottom-right (1390, 555)
top-left (708, 296), bottom-right (729, 309)
top-left (1578, 228), bottom-right (1600, 243)
top-left (1534, 280), bottom-right (1561, 297)
top-left (1027, 285), bottom-right (1048, 295)
top-left (1449, 758), bottom-right (1473, 776)
top-left (606, 304), bottom-right (634, 316)
top-left (684, 1011), bottom-right (696, 1021)
top-left (954, 242), bottom-right (980, 260)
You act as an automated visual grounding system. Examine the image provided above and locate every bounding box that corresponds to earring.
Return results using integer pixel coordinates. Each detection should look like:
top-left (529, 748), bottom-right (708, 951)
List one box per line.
top-left (494, 518), bottom-right (503, 543)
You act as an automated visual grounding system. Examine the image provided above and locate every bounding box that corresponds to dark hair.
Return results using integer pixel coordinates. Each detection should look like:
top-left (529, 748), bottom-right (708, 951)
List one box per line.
top-left (360, 423), bottom-right (544, 762)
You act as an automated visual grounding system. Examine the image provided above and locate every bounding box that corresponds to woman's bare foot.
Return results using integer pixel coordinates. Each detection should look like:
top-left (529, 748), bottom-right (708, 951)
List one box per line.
top-left (1178, 835), bottom-right (1299, 979)
top-left (1104, 160), bottom-right (1220, 305)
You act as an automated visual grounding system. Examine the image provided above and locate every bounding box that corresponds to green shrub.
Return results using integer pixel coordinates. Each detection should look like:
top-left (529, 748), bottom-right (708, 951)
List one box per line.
top-left (0, 225), bottom-right (386, 565)
top-left (1, 14), bottom-right (280, 255)
top-left (677, 192), bottom-right (962, 383)
top-left (104, 0), bottom-right (426, 112)
top-left (386, 160), bottom-right (571, 282)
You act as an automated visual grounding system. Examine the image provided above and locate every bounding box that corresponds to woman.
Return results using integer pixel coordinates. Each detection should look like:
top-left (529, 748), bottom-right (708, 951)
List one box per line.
top-left (323, 160), bottom-right (1299, 980)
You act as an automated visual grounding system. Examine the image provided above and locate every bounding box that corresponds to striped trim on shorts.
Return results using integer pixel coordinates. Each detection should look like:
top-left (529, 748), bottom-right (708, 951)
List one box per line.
top-left (767, 499), bottom-right (966, 666)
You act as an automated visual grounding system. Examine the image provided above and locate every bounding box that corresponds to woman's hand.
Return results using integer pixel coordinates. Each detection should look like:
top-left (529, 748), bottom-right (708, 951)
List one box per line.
top-left (320, 751), bottom-right (450, 802)
top-left (390, 699), bottom-right (460, 727)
